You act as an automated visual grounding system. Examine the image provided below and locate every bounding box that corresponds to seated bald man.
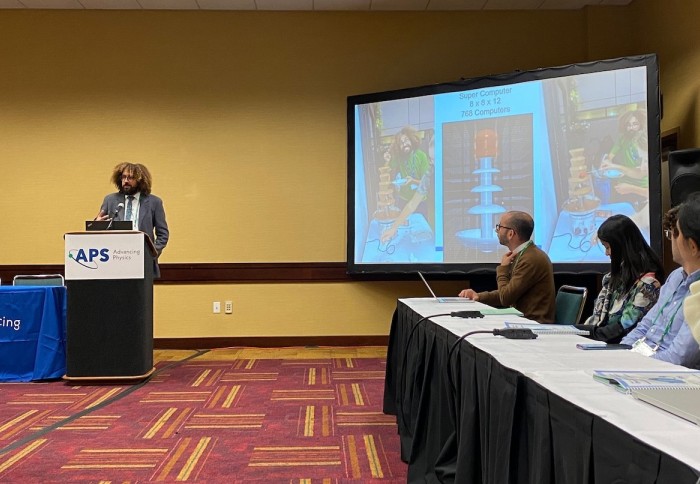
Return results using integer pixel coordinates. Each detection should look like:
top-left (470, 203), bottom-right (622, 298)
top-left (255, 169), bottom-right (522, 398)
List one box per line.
top-left (459, 211), bottom-right (556, 323)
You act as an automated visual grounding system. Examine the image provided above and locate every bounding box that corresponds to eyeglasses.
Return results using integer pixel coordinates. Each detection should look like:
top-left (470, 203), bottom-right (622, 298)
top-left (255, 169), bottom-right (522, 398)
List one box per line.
top-left (121, 174), bottom-right (136, 181)
top-left (495, 223), bottom-right (514, 232)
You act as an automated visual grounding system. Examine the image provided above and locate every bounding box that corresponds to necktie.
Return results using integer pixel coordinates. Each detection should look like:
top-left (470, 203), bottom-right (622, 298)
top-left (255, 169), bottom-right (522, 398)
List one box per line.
top-left (125, 196), bottom-right (134, 221)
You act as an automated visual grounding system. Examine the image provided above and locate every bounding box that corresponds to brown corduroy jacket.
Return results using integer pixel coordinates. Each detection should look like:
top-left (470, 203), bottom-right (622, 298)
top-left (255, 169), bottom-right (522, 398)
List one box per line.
top-left (477, 243), bottom-right (556, 323)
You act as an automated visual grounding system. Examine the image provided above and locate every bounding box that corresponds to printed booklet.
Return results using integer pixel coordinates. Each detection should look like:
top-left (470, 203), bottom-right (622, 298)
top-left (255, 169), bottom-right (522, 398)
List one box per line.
top-left (592, 370), bottom-right (700, 394)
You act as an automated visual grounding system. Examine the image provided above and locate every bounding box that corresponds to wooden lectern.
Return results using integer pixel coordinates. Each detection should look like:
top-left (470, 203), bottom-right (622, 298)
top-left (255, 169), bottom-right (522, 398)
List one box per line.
top-left (64, 231), bottom-right (157, 381)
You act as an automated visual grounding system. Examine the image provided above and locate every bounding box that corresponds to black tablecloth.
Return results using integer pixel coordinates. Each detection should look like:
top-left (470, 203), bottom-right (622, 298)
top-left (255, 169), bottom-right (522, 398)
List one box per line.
top-left (383, 301), bottom-right (699, 484)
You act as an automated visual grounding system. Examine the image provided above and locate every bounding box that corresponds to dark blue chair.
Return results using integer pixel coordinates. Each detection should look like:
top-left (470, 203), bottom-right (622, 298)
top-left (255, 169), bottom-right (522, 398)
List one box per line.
top-left (13, 274), bottom-right (65, 286)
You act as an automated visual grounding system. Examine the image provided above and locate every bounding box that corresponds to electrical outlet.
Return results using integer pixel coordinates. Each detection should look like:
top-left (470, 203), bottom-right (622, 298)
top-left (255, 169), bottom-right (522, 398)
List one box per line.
top-left (213, 301), bottom-right (221, 314)
top-left (225, 301), bottom-right (233, 314)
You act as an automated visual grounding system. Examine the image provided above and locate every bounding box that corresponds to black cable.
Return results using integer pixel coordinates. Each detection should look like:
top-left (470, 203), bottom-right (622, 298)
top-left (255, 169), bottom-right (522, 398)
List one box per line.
top-left (551, 231), bottom-right (602, 253)
top-left (365, 238), bottom-right (396, 254)
top-left (445, 330), bottom-right (494, 395)
top-left (397, 310), bottom-right (484, 431)
top-left (446, 328), bottom-right (537, 394)
top-left (397, 312), bottom-right (449, 431)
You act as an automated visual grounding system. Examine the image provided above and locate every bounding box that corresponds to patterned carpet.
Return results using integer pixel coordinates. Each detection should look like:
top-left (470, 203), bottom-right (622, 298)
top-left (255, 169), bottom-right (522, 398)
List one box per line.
top-left (0, 348), bottom-right (406, 483)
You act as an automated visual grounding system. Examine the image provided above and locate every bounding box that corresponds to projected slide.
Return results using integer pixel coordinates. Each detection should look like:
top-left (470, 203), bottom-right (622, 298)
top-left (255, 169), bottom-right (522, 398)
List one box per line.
top-left (352, 65), bottom-right (652, 268)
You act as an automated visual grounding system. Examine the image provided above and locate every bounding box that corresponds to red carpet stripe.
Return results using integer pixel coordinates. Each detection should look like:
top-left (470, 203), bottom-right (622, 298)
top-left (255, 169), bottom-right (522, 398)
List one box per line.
top-left (222, 385), bottom-right (241, 408)
top-left (0, 355), bottom-right (406, 481)
top-left (332, 371), bottom-right (385, 380)
top-left (0, 438), bottom-right (47, 475)
top-left (248, 446), bottom-right (341, 467)
top-left (185, 413), bottom-right (265, 429)
top-left (6, 392), bottom-right (86, 405)
top-left (271, 390), bottom-right (335, 401)
top-left (221, 372), bottom-right (278, 382)
top-left (338, 384), bottom-right (349, 406)
top-left (143, 407), bottom-right (178, 439)
top-left (333, 358), bottom-right (355, 369)
top-left (64, 387), bottom-right (126, 412)
top-left (140, 391), bottom-right (211, 403)
top-left (335, 383), bottom-right (367, 406)
top-left (162, 407), bottom-right (193, 438)
top-left (344, 434), bottom-right (361, 478)
top-left (175, 436), bottom-right (212, 481)
top-left (336, 411), bottom-right (396, 426)
top-left (322, 405), bottom-right (331, 437)
top-left (363, 434), bottom-right (383, 478)
top-left (153, 437), bottom-right (192, 481)
top-left (52, 415), bottom-right (120, 431)
top-left (204, 369), bottom-right (223, 387)
top-left (303, 405), bottom-right (314, 437)
top-left (191, 369), bottom-right (212, 387)
top-left (203, 384), bottom-right (242, 409)
top-left (0, 410), bottom-right (47, 440)
top-left (61, 447), bottom-right (169, 470)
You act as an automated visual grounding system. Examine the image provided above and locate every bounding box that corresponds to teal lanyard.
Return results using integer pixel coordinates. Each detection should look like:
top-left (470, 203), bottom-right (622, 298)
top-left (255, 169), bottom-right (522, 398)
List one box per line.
top-left (512, 241), bottom-right (533, 271)
top-left (642, 285), bottom-right (684, 350)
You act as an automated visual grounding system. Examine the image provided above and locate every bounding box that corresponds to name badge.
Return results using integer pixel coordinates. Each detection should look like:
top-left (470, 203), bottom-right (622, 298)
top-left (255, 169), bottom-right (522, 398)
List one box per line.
top-left (631, 338), bottom-right (656, 357)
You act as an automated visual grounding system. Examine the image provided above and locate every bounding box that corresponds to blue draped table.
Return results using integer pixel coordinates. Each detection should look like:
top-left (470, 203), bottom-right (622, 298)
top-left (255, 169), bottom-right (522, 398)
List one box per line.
top-left (0, 286), bottom-right (67, 382)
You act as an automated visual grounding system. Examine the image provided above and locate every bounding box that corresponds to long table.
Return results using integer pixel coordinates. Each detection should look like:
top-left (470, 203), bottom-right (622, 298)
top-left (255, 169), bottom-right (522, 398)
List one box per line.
top-left (0, 286), bottom-right (67, 382)
top-left (384, 298), bottom-right (700, 483)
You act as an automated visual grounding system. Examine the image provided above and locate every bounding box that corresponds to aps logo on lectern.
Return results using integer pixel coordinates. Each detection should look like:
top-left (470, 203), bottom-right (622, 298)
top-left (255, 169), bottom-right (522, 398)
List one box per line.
top-left (68, 248), bottom-right (110, 269)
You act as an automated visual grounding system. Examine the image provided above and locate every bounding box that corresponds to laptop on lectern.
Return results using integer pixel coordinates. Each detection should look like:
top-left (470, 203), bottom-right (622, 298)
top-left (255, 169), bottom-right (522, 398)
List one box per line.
top-left (85, 220), bottom-right (134, 231)
top-left (417, 272), bottom-right (474, 304)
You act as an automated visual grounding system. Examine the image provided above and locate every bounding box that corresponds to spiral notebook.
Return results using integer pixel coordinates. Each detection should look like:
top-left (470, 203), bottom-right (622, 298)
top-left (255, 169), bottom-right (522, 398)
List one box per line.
top-left (592, 370), bottom-right (700, 394)
top-left (505, 322), bottom-right (588, 335)
top-left (592, 370), bottom-right (700, 425)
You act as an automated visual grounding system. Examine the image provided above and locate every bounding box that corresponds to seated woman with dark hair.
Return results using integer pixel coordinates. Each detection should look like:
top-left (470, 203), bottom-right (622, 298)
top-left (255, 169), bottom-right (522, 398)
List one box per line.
top-left (579, 214), bottom-right (664, 343)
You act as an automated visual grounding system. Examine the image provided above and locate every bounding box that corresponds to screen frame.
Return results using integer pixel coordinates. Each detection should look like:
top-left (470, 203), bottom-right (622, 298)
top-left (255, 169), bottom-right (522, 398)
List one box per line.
top-left (346, 54), bottom-right (661, 277)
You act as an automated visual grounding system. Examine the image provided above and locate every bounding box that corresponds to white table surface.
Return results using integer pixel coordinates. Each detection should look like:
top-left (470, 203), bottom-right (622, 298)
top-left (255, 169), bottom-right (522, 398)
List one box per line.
top-left (400, 297), bottom-right (700, 471)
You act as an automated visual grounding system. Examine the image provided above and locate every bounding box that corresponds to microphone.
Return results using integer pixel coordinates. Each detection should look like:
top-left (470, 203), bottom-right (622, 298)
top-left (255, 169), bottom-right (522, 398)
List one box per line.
top-left (451, 310), bottom-right (484, 319)
top-left (106, 203), bottom-right (124, 230)
top-left (493, 328), bottom-right (538, 339)
top-left (113, 203), bottom-right (124, 218)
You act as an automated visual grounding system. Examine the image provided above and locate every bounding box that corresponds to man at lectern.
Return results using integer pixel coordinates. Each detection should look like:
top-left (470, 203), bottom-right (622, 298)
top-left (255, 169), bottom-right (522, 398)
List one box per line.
top-left (95, 162), bottom-right (169, 277)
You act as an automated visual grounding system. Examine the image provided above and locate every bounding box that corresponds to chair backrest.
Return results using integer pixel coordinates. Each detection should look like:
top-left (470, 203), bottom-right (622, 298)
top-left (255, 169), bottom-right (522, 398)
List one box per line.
top-left (13, 274), bottom-right (65, 286)
top-left (555, 285), bottom-right (588, 325)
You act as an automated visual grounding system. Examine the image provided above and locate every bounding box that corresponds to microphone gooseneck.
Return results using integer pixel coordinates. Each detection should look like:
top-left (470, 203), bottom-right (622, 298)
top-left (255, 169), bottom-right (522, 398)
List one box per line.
top-left (106, 203), bottom-right (125, 230)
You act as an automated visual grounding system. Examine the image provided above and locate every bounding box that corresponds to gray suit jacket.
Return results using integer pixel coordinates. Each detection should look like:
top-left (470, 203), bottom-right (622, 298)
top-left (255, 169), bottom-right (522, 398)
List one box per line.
top-left (100, 192), bottom-right (169, 277)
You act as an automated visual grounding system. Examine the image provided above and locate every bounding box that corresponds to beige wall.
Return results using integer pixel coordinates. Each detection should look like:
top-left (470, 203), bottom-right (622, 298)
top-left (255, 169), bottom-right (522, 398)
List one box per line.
top-left (587, 0), bottom-right (700, 148)
top-left (2, 4), bottom-right (697, 337)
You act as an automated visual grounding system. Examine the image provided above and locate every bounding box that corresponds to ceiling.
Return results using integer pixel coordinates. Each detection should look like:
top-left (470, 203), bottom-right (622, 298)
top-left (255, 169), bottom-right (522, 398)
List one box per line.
top-left (0, 0), bottom-right (634, 12)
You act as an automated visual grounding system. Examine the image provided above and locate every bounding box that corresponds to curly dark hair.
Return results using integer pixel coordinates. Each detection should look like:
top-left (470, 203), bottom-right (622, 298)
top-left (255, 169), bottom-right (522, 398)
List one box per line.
top-left (662, 205), bottom-right (680, 238)
top-left (110, 162), bottom-right (153, 196)
top-left (617, 109), bottom-right (646, 137)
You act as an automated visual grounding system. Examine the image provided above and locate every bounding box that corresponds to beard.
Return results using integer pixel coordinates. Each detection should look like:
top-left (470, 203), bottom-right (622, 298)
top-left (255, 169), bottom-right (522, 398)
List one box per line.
top-left (121, 184), bottom-right (139, 195)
